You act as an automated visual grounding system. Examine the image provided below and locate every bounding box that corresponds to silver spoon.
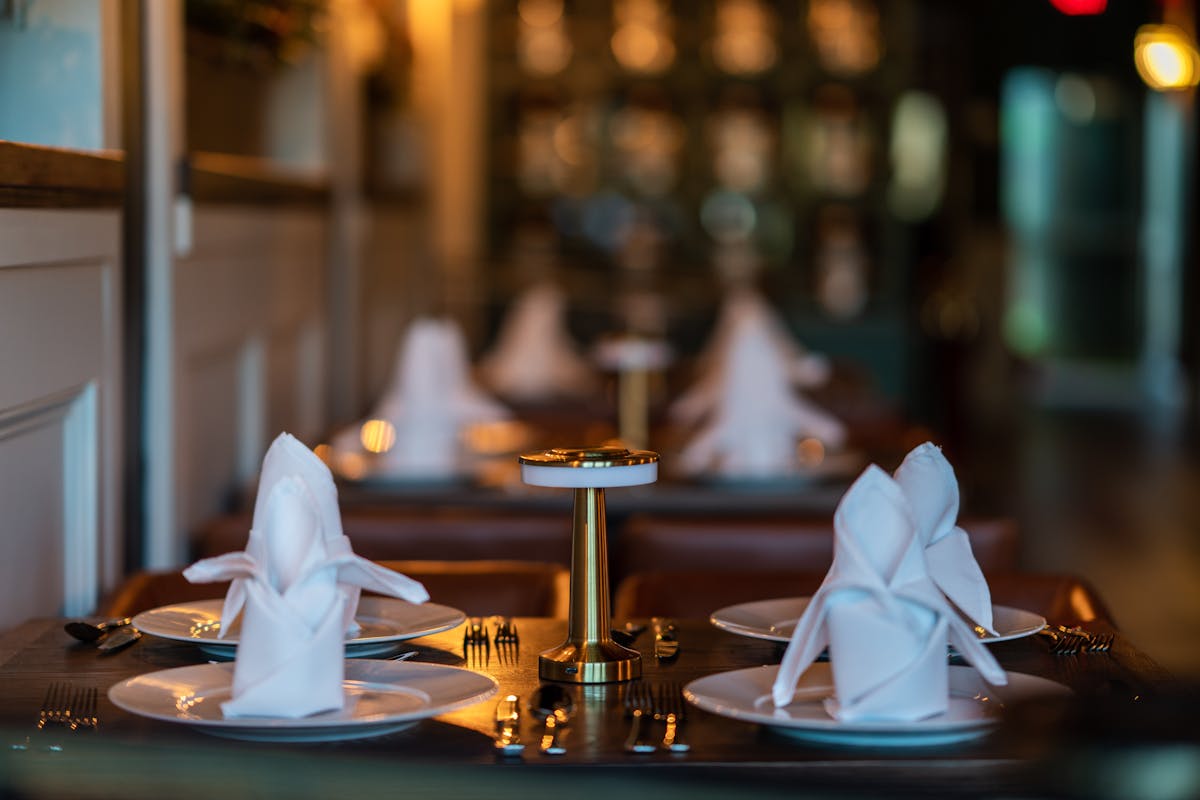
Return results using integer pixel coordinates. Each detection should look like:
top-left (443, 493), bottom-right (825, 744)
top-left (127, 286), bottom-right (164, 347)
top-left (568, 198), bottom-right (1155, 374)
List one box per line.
top-left (64, 618), bottom-right (132, 643)
top-left (529, 684), bottom-right (574, 756)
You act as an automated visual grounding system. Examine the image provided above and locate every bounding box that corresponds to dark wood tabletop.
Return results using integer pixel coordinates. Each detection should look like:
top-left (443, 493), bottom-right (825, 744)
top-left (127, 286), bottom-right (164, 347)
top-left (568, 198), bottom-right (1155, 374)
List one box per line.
top-left (0, 616), bottom-right (1182, 799)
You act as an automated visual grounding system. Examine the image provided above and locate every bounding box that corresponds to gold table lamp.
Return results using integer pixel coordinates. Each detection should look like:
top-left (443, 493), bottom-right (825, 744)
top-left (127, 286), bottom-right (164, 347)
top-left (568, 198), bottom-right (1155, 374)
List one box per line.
top-left (518, 446), bottom-right (659, 683)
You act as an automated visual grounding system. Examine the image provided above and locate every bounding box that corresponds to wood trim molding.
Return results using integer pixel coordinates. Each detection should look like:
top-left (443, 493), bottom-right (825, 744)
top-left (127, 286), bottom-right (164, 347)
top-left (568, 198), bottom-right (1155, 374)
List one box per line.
top-left (0, 140), bottom-right (125, 208)
top-left (189, 151), bottom-right (330, 206)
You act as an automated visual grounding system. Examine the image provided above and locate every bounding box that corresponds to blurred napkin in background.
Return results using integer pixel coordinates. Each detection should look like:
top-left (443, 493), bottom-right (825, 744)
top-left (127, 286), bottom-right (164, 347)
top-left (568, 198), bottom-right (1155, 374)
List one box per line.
top-left (184, 433), bottom-right (429, 718)
top-left (478, 283), bottom-right (596, 401)
top-left (337, 316), bottom-right (509, 478)
top-left (894, 442), bottom-right (996, 634)
top-left (771, 465), bottom-right (1006, 722)
top-left (676, 317), bottom-right (847, 479)
top-left (673, 288), bottom-right (831, 427)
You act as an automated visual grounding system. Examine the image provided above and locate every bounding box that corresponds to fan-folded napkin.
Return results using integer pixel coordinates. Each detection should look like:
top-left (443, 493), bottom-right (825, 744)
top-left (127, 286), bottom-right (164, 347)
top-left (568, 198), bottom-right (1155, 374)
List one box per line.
top-left (478, 283), bottom-right (595, 400)
top-left (771, 465), bottom-right (1006, 721)
top-left (339, 317), bottom-right (509, 477)
top-left (672, 289), bottom-right (830, 427)
top-left (184, 433), bottom-right (429, 719)
top-left (677, 318), bottom-right (846, 478)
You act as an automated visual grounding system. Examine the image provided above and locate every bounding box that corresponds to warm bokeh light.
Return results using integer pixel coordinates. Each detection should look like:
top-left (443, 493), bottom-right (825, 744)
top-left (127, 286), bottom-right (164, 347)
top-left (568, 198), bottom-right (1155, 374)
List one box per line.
top-left (797, 437), bottom-right (827, 466)
top-left (518, 0), bottom-right (572, 75)
top-left (519, 0), bottom-right (564, 27)
top-left (312, 443), bottom-right (334, 468)
top-left (335, 451), bottom-right (369, 481)
top-left (1135, 25), bottom-right (1200, 91)
top-left (359, 419), bottom-right (397, 453)
top-left (611, 0), bottom-right (675, 74)
top-left (712, 0), bottom-right (778, 76)
top-left (462, 420), bottom-right (533, 455)
top-left (807, 0), bottom-right (882, 77)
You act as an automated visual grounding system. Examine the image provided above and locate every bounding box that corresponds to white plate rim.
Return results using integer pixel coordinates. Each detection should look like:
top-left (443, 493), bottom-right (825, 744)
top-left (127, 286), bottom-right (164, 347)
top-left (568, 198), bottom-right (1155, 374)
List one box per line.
top-left (684, 663), bottom-right (1069, 743)
top-left (107, 660), bottom-right (498, 738)
top-left (710, 597), bottom-right (1047, 644)
top-left (132, 597), bottom-right (467, 650)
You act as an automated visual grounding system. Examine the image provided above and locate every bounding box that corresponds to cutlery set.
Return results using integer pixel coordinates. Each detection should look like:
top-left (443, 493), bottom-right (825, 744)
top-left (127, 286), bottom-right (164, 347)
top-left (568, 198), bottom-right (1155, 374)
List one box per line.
top-left (1039, 626), bottom-right (1114, 655)
top-left (624, 680), bottom-right (689, 753)
top-left (651, 618), bottom-right (679, 661)
top-left (494, 681), bottom-right (686, 757)
top-left (64, 618), bottom-right (141, 654)
top-left (492, 685), bottom-right (574, 757)
top-left (37, 682), bottom-right (98, 731)
top-left (465, 617), bottom-right (523, 666)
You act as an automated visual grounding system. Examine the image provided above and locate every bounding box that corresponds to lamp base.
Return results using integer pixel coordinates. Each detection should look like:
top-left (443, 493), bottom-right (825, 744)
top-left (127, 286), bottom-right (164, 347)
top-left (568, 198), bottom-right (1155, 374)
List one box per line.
top-left (538, 639), bottom-right (642, 683)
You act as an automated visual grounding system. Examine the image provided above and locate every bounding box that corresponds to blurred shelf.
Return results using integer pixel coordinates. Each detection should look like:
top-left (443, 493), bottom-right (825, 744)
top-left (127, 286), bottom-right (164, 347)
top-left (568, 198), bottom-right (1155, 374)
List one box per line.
top-left (189, 152), bottom-right (329, 207)
top-left (0, 140), bottom-right (124, 208)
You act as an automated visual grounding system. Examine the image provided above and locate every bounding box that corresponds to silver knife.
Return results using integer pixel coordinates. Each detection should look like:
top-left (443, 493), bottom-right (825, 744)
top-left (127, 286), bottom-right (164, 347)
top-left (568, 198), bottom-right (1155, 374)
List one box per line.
top-left (652, 617), bottom-right (679, 661)
top-left (493, 694), bottom-right (525, 756)
top-left (97, 627), bottom-right (141, 654)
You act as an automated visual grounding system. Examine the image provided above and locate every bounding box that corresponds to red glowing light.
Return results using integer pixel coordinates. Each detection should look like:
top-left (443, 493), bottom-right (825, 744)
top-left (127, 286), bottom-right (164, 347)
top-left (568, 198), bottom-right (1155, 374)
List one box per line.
top-left (1048, 0), bottom-right (1108, 14)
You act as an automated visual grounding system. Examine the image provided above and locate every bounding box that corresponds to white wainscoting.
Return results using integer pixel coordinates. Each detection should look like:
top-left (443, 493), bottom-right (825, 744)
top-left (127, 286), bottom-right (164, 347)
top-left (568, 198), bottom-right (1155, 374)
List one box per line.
top-left (0, 209), bottom-right (121, 626)
top-left (171, 205), bottom-right (328, 554)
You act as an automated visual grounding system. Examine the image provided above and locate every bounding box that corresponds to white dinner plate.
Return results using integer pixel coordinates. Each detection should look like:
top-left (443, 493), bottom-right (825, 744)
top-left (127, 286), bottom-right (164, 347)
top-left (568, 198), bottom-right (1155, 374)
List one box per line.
top-left (132, 597), bottom-right (466, 659)
top-left (710, 597), bottom-right (1046, 645)
top-left (684, 663), bottom-right (1069, 747)
top-left (108, 660), bottom-right (498, 742)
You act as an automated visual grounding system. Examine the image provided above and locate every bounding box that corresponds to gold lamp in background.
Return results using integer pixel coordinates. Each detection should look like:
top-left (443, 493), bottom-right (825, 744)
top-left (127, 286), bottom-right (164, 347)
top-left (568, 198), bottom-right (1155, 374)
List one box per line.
top-left (519, 446), bottom-right (658, 683)
top-left (1135, 25), bottom-right (1200, 91)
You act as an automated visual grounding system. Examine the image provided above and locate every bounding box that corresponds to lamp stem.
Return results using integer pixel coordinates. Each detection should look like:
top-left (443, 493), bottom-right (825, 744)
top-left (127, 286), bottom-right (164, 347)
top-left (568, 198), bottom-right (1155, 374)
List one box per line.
top-left (567, 487), bottom-right (609, 644)
top-left (538, 486), bottom-right (640, 682)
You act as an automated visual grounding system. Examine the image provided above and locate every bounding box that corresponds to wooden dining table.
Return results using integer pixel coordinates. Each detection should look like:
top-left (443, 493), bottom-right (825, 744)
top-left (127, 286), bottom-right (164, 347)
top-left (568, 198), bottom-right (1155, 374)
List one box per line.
top-left (0, 616), bottom-right (1180, 799)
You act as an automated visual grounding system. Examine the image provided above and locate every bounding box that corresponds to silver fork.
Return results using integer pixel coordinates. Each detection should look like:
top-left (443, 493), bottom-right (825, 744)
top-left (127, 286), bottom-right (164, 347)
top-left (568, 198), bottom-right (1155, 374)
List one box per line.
top-left (70, 687), bottom-right (98, 731)
top-left (1041, 629), bottom-right (1085, 655)
top-left (1057, 625), bottom-right (1115, 653)
top-left (493, 618), bottom-right (519, 666)
top-left (654, 682), bottom-right (689, 752)
top-left (37, 682), bottom-right (71, 729)
top-left (494, 618), bottom-right (519, 646)
top-left (463, 617), bottom-right (490, 667)
top-left (623, 681), bottom-right (656, 753)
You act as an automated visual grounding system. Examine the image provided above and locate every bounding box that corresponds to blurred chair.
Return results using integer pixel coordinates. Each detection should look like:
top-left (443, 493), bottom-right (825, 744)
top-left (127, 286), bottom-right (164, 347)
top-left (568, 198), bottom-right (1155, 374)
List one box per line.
top-left (103, 560), bottom-right (569, 619)
top-left (613, 570), bottom-right (1115, 628)
top-left (616, 513), bottom-right (1020, 582)
top-left (195, 508), bottom-right (571, 564)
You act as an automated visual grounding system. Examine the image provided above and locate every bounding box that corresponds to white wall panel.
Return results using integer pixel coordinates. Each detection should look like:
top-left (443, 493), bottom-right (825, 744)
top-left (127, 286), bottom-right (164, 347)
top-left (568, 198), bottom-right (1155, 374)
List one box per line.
top-left (0, 209), bottom-right (121, 624)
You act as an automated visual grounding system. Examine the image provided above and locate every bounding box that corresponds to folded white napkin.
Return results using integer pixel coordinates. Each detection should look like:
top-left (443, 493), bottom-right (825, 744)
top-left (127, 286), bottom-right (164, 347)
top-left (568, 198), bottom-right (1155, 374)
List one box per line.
top-left (771, 466), bottom-right (1006, 721)
top-left (478, 283), bottom-right (595, 400)
top-left (894, 442), bottom-right (995, 633)
top-left (673, 289), bottom-right (830, 427)
top-left (184, 433), bottom-right (429, 718)
top-left (677, 318), bottom-right (847, 478)
top-left (346, 317), bottom-right (508, 477)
